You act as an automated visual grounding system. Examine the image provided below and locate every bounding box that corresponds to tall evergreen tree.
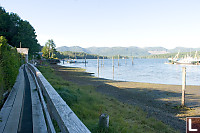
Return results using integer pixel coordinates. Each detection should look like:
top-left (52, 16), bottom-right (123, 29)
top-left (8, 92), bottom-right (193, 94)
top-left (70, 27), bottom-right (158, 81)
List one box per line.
top-left (0, 6), bottom-right (40, 54)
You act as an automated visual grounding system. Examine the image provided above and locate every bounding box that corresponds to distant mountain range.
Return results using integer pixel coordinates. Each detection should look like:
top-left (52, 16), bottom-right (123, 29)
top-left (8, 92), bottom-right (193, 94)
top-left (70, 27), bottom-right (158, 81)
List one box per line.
top-left (56, 46), bottom-right (200, 57)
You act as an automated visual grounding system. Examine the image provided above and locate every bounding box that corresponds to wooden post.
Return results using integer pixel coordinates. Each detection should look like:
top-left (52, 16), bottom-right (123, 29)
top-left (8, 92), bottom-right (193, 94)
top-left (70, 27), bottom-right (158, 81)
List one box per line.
top-left (85, 57), bottom-right (86, 63)
top-left (132, 56), bottom-right (134, 65)
top-left (97, 56), bottom-right (99, 77)
top-left (85, 56), bottom-right (87, 66)
top-left (75, 52), bottom-right (76, 59)
top-left (99, 114), bottom-right (109, 129)
top-left (103, 56), bottom-right (104, 67)
top-left (20, 42), bottom-right (21, 48)
top-left (118, 55), bottom-right (119, 66)
top-left (112, 56), bottom-right (114, 79)
top-left (182, 67), bottom-right (186, 106)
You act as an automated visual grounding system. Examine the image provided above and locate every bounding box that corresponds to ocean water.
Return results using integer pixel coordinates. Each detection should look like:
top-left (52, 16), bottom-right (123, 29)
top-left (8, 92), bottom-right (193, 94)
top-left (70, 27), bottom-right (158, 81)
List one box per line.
top-left (58, 59), bottom-right (200, 85)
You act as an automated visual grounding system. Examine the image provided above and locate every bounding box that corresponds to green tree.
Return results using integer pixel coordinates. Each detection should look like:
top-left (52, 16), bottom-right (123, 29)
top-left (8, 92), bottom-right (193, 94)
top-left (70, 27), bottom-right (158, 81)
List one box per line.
top-left (0, 6), bottom-right (40, 55)
top-left (0, 36), bottom-right (21, 94)
top-left (42, 39), bottom-right (56, 59)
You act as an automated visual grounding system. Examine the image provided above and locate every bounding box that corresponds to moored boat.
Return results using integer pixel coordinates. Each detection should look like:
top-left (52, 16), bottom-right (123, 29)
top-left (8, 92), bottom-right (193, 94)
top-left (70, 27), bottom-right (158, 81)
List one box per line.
top-left (67, 59), bottom-right (88, 64)
top-left (167, 52), bottom-right (179, 64)
top-left (167, 51), bottom-right (200, 65)
top-left (67, 59), bottom-right (77, 63)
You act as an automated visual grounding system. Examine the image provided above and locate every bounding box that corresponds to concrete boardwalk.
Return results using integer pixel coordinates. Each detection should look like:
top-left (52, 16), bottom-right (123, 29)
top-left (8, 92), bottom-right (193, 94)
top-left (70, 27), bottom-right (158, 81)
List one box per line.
top-left (0, 65), bottom-right (47, 133)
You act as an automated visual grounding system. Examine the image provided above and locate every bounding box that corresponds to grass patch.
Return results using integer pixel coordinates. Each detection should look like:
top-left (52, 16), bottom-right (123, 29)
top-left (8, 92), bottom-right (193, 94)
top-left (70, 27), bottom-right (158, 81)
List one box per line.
top-left (172, 105), bottom-right (192, 111)
top-left (38, 65), bottom-right (178, 133)
top-left (52, 119), bottom-right (61, 132)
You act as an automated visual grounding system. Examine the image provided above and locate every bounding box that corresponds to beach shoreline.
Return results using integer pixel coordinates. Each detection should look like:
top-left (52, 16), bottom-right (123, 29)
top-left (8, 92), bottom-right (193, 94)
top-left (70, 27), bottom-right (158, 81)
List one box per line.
top-left (51, 64), bottom-right (200, 132)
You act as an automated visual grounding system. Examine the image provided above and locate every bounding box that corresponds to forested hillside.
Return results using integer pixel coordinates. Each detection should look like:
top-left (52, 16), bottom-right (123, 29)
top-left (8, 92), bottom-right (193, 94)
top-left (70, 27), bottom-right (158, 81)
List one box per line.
top-left (141, 51), bottom-right (200, 59)
top-left (0, 6), bottom-right (40, 54)
top-left (57, 46), bottom-right (151, 56)
top-left (57, 46), bottom-right (200, 57)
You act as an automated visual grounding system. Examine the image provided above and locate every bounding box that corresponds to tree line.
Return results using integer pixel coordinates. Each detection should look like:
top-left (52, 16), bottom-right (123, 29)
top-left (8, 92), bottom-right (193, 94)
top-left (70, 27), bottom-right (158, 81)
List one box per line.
top-left (56, 51), bottom-right (107, 59)
top-left (0, 6), bottom-right (40, 55)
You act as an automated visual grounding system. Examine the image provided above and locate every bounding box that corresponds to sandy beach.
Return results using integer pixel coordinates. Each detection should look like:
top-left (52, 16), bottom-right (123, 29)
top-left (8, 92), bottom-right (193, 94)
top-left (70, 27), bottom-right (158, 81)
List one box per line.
top-left (51, 64), bottom-right (200, 132)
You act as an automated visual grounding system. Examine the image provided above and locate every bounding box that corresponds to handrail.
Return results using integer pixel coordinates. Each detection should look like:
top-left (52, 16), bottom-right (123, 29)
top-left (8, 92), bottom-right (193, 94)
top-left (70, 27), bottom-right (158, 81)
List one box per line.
top-left (27, 63), bottom-right (91, 133)
top-left (27, 65), bottom-right (56, 133)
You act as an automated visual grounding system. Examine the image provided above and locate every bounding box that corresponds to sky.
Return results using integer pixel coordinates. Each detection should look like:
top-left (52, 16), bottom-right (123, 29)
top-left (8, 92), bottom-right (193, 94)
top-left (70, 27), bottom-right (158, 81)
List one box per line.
top-left (1, 0), bottom-right (200, 49)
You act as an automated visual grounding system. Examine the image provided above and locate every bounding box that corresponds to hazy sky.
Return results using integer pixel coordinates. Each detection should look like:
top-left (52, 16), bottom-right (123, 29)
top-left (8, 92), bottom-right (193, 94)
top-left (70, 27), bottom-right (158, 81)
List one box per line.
top-left (1, 0), bottom-right (200, 49)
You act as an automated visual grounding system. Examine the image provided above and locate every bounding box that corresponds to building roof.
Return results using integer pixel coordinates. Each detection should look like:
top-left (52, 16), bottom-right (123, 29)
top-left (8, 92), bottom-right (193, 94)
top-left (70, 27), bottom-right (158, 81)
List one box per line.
top-left (17, 48), bottom-right (29, 55)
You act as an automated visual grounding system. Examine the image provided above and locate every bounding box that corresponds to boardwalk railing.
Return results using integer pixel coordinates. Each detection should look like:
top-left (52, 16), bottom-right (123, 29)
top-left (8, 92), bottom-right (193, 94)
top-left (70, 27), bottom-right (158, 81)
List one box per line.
top-left (27, 63), bottom-right (91, 133)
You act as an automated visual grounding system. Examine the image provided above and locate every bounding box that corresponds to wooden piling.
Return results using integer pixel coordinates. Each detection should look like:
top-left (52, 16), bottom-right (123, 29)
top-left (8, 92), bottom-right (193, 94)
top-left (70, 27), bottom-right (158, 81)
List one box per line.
top-left (99, 114), bottom-right (109, 129)
top-left (85, 57), bottom-right (86, 63)
top-left (97, 56), bottom-right (99, 77)
top-left (118, 55), bottom-right (120, 66)
top-left (132, 57), bottom-right (134, 65)
top-left (112, 56), bottom-right (114, 79)
top-left (103, 56), bottom-right (104, 67)
top-left (182, 67), bottom-right (186, 106)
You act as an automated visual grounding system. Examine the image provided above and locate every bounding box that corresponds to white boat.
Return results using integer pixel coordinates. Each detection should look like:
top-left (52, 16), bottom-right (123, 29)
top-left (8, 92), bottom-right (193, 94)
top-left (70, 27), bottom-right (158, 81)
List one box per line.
top-left (176, 56), bottom-right (200, 65)
top-left (67, 59), bottom-right (88, 64)
top-left (168, 52), bottom-right (179, 64)
top-left (67, 59), bottom-right (77, 63)
top-left (168, 51), bottom-right (200, 65)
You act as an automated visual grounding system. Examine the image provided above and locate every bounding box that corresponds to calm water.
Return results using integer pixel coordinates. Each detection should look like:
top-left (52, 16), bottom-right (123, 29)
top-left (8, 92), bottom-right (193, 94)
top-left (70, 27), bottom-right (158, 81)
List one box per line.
top-left (59, 59), bottom-right (200, 85)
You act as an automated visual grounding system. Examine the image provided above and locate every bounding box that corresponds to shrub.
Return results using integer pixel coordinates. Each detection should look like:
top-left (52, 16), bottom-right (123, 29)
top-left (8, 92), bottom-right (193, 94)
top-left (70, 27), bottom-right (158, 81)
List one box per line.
top-left (0, 36), bottom-right (22, 107)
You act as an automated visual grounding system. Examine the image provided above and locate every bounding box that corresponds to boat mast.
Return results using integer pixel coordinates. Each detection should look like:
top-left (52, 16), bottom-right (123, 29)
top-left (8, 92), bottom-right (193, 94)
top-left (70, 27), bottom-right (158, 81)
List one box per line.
top-left (195, 51), bottom-right (198, 58)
